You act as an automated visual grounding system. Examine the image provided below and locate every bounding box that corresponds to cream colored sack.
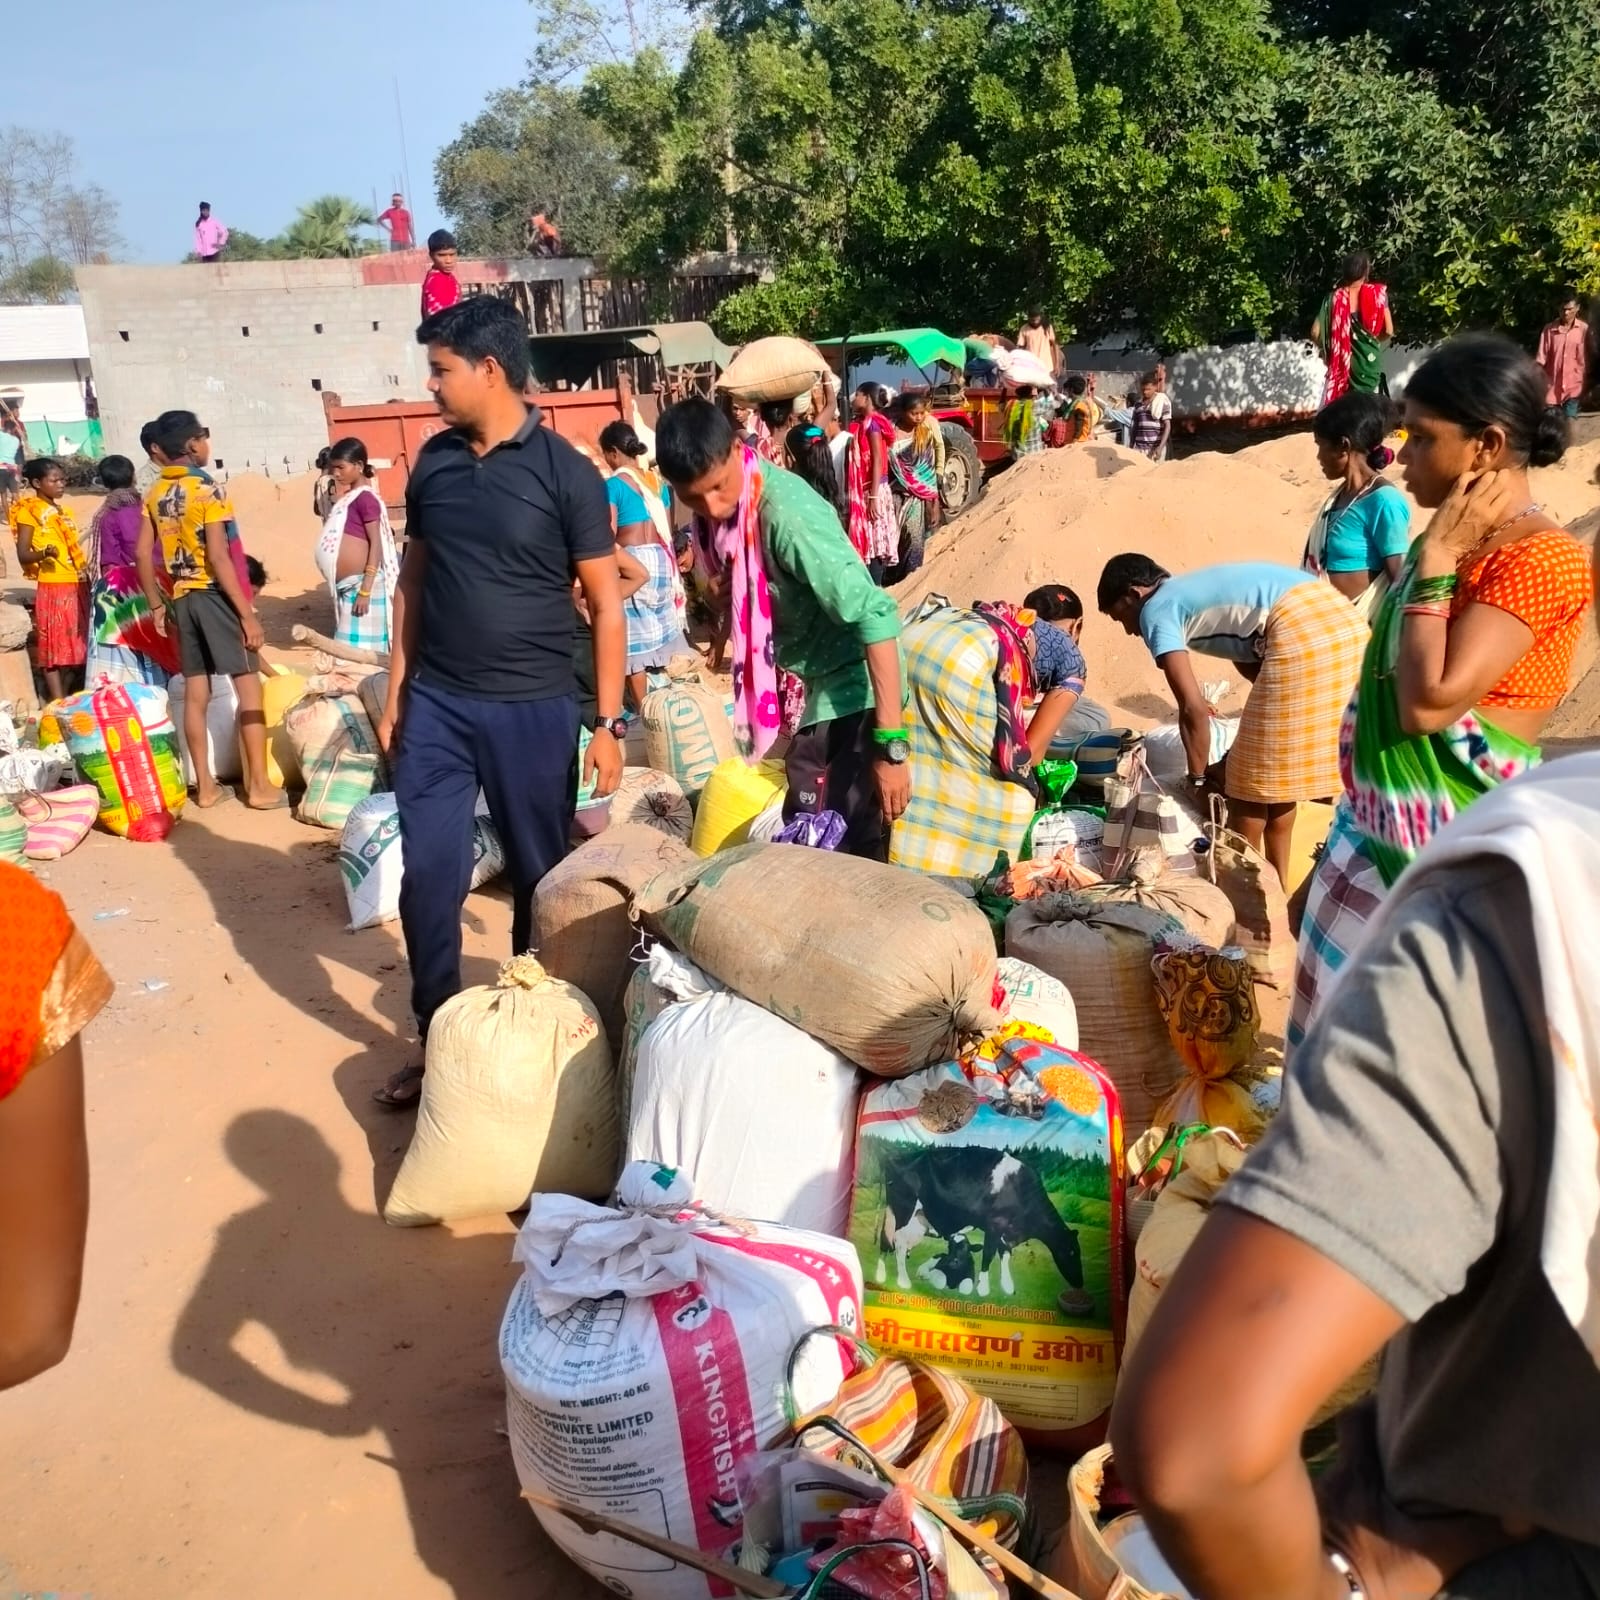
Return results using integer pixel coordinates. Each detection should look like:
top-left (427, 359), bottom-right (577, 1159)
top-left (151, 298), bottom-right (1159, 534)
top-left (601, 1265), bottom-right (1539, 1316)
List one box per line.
top-left (640, 662), bottom-right (737, 802)
top-left (1005, 894), bottom-right (1186, 1138)
top-left (384, 956), bottom-right (617, 1226)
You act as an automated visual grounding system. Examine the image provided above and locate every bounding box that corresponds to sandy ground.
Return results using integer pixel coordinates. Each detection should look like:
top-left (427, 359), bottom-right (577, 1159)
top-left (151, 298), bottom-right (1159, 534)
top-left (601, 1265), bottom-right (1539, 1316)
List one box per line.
top-left (5, 428), bottom-right (1599, 1598)
top-left (3, 475), bottom-right (609, 1600)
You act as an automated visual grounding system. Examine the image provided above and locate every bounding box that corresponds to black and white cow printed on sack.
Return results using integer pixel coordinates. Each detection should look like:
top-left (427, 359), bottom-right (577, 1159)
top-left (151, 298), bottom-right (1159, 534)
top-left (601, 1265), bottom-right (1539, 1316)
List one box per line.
top-left (875, 1146), bottom-right (1085, 1305)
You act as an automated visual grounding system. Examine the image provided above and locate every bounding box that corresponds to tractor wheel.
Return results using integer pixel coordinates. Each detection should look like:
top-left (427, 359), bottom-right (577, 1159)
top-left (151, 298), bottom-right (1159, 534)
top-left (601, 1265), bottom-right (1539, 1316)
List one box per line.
top-left (939, 424), bottom-right (983, 521)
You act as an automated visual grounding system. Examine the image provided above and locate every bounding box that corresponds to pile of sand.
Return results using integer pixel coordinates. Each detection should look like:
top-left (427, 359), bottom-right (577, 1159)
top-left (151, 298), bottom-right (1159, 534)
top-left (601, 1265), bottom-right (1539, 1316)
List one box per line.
top-left (902, 433), bottom-right (1600, 728)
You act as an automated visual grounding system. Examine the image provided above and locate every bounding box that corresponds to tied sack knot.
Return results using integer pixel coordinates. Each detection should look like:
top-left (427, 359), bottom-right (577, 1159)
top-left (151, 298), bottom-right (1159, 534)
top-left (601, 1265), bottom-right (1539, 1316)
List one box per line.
top-left (549, 1199), bottom-right (752, 1266)
top-left (497, 953), bottom-right (551, 990)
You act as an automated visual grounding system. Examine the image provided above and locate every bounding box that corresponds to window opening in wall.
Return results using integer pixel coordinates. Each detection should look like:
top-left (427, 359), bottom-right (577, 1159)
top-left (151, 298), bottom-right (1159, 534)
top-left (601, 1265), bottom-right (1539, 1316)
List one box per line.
top-left (311, 378), bottom-right (323, 391)
top-left (314, 323), bottom-right (324, 334)
top-left (242, 326), bottom-right (250, 337)
top-left (118, 330), bottom-right (129, 341)
top-left (372, 321), bottom-right (380, 332)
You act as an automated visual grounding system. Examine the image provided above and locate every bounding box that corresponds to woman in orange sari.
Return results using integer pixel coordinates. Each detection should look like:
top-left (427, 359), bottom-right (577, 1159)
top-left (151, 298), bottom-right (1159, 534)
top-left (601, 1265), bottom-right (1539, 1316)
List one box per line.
top-left (0, 863), bottom-right (111, 1389)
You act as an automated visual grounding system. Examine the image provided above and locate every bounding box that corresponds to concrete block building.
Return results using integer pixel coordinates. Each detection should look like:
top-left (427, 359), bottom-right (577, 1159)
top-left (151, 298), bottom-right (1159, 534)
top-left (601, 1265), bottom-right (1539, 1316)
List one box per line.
top-left (75, 254), bottom-right (596, 476)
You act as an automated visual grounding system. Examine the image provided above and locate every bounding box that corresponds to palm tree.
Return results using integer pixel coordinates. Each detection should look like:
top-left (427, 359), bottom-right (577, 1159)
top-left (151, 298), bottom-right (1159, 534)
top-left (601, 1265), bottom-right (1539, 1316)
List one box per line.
top-left (277, 195), bottom-right (378, 260)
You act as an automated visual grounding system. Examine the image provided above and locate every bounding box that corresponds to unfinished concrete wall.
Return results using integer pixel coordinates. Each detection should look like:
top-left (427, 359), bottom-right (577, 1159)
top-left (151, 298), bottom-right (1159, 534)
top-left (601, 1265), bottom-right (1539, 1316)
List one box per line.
top-left (77, 260), bottom-right (436, 477)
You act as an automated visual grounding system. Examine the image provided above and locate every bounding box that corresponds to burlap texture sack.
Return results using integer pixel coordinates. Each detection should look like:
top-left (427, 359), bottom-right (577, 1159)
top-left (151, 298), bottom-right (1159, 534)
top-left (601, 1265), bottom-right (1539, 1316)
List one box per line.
top-left (534, 825), bottom-right (695, 1052)
top-left (1005, 894), bottom-right (1186, 1138)
top-left (634, 843), bottom-right (1001, 1077)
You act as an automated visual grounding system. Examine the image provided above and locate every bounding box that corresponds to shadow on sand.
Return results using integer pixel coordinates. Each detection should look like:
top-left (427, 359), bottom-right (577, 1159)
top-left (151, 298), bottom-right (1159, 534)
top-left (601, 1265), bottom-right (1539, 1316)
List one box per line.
top-left (173, 1110), bottom-right (602, 1598)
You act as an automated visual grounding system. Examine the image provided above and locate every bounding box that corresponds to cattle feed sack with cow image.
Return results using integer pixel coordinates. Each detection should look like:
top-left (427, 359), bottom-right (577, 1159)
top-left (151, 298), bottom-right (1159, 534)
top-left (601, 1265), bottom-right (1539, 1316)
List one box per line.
top-left (849, 1027), bottom-right (1126, 1449)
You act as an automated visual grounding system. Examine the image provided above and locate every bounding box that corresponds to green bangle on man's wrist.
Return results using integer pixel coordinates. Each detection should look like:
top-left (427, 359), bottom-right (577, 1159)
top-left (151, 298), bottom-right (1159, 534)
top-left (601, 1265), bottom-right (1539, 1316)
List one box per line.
top-left (872, 726), bottom-right (907, 745)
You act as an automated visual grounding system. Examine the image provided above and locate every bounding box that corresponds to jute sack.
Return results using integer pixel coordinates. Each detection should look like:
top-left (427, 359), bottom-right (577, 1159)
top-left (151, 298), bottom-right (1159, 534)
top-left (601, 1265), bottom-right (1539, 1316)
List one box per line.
top-left (609, 766), bottom-right (692, 843)
top-left (1006, 894), bottom-right (1186, 1138)
top-left (1089, 854), bottom-right (1237, 948)
top-left (715, 335), bottom-right (829, 403)
top-left (640, 661), bottom-right (737, 802)
top-left (1203, 797), bottom-right (1296, 991)
top-left (534, 824), bottom-right (696, 1052)
top-left (635, 843), bottom-right (1002, 1077)
top-left (384, 955), bottom-right (616, 1225)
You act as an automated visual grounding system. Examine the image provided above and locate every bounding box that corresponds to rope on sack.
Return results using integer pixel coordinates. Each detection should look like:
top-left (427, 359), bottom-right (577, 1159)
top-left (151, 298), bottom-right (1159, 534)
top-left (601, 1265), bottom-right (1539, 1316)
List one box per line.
top-left (548, 1200), bottom-right (755, 1266)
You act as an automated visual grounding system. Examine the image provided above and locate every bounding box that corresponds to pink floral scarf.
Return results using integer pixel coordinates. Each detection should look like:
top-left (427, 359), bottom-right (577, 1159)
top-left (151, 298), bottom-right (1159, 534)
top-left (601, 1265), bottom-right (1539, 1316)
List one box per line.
top-left (693, 443), bottom-right (782, 758)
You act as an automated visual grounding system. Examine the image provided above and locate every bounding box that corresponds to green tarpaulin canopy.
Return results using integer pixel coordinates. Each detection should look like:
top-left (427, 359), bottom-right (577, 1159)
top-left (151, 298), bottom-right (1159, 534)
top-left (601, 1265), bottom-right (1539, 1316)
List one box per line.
top-left (813, 328), bottom-right (967, 372)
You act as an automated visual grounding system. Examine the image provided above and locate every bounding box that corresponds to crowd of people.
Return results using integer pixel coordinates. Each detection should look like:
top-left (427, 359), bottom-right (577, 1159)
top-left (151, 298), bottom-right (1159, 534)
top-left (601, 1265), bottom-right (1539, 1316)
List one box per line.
top-left (10, 247), bottom-right (1600, 1599)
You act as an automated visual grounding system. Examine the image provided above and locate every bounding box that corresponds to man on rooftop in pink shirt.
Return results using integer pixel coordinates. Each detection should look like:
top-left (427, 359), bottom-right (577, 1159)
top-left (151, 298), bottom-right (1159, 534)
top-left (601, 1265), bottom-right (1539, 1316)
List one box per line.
top-left (194, 202), bottom-right (228, 263)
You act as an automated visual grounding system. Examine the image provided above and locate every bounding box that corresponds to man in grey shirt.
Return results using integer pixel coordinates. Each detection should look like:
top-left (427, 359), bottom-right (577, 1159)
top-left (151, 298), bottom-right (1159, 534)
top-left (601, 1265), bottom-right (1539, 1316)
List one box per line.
top-left (1111, 828), bottom-right (1600, 1595)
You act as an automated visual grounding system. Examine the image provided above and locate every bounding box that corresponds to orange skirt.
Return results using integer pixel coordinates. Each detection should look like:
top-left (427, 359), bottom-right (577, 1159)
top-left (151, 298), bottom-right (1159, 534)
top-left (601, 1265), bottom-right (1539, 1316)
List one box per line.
top-left (33, 581), bottom-right (89, 671)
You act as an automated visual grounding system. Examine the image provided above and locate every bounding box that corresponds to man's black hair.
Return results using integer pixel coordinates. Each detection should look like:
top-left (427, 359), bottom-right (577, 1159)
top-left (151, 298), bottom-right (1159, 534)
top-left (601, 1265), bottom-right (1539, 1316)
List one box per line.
top-left (97, 453), bottom-right (136, 491)
top-left (1065, 374), bottom-right (1088, 397)
top-left (655, 398), bottom-right (736, 485)
top-left (1096, 552), bottom-right (1170, 614)
top-left (427, 228), bottom-right (457, 253)
top-left (246, 555), bottom-right (268, 590)
top-left (139, 419), bottom-right (160, 453)
top-left (154, 409), bottom-right (205, 461)
top-left (22, 457), bottom-right (63, 484)
top-left (416, 297), bottom-right (530, 391)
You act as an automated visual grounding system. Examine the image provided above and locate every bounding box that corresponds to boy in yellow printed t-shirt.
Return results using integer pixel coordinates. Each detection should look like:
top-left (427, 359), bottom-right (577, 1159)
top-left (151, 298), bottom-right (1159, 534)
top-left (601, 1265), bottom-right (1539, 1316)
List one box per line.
top-left (136, 410), bottom-right (282, 811)
top-left (13, 457), bottom-right (88, 699)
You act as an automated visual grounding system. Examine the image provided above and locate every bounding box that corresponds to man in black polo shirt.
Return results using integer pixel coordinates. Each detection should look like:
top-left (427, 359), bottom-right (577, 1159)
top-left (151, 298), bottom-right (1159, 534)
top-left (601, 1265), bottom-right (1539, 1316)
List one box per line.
top-left (374, 297), bottom-right (625, 1107)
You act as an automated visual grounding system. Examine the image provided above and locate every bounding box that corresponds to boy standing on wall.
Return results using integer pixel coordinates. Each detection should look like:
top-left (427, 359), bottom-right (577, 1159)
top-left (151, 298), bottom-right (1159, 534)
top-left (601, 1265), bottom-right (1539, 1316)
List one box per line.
top-left (136, 410), bottom-right (282, 811)
top-left (421, 231), bottom-right (461, 319)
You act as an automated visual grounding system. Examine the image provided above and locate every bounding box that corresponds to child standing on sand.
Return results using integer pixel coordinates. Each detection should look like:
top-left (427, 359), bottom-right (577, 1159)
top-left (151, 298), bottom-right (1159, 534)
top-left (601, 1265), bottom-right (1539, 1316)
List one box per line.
top-left (136, 411), bottom-right (282, 811)
top-left (13, 457), bottom-right (88, 700)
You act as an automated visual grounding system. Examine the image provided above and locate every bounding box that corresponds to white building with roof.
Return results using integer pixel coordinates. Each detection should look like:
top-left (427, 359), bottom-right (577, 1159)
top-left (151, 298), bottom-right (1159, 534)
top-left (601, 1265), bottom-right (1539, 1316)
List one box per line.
top-left (0, 303), bottom-right (98, 456)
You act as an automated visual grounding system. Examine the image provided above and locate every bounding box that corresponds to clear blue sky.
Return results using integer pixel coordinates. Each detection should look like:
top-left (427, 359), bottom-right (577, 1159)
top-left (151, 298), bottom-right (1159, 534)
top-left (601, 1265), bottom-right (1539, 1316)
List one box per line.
top-left (19, 0), bottom-right (535, 263)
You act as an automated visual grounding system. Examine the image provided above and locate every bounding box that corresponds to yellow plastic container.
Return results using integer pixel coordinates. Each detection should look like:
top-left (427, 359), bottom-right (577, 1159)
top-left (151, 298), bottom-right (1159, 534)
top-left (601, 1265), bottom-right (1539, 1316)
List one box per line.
top-left (1287, 799), bottom-right (1336, 896)
top-left (262, 665), bottom-right (310, 790)
top-left (689, 757), bottom-right (786, 856)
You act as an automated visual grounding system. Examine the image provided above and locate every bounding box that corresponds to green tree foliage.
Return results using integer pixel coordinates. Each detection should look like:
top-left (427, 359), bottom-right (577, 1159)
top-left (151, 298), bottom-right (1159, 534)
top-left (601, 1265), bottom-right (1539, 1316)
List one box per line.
top-left (436, 85), bottom-right (625, 258)
top-left (453, 0), bottom-right (1600, 348)
top-left (0, 255), bottom-right (75, 305)
top-left (277, 196), bottom-right (378, 259)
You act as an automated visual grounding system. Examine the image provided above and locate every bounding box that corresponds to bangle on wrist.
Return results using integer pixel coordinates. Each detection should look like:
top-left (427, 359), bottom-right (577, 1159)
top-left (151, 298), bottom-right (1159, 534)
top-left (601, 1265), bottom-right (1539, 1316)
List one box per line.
top-left (872, 726), bottom-right (907, 745)
top-left (1409, 572), bottom-right (1458, 604)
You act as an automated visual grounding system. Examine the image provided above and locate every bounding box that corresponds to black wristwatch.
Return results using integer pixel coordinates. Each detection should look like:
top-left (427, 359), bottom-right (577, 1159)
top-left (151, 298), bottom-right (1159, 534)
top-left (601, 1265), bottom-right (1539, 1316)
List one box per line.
top-left (591, 715), bottom-right (628, 740)
top-left (876, 736), bottom-right (910, 766)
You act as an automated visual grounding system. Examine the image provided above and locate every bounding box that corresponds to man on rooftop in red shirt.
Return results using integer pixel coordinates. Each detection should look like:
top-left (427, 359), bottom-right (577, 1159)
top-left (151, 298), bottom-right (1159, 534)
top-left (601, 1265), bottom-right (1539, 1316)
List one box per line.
top-left (421, 230), bottom-right (460, 318)
top-left (378, 192), bottom-right (414, 252)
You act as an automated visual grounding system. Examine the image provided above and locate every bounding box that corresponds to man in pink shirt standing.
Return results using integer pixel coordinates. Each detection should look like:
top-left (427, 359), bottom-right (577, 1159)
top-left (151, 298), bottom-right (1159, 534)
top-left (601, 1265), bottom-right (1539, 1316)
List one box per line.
top-left (1537, 292), bottom-right (1590, 417)
top-left (379, 193), bottom-right (415, 252)
top-left (194, 202), bottom-right (228, 263)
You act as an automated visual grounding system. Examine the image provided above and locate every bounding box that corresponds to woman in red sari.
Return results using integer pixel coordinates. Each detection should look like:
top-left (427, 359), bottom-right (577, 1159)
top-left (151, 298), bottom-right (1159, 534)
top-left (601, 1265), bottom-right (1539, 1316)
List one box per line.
top-left (1312, 250), bottom-right (1395, 403)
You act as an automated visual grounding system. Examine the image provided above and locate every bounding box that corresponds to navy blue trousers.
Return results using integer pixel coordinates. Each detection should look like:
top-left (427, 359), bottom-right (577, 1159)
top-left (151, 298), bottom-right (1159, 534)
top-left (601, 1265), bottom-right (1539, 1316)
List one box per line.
top-left (395, 679), bottom-right (578, 1037)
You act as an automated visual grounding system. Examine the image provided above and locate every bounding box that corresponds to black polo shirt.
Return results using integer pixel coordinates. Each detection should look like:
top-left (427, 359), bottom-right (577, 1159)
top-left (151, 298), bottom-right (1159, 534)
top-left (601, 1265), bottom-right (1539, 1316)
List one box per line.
top-left (405, 408), bottom-right (613, 700)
